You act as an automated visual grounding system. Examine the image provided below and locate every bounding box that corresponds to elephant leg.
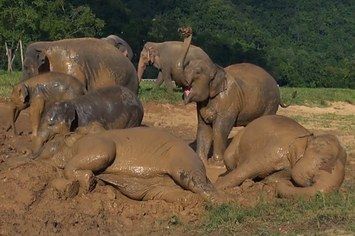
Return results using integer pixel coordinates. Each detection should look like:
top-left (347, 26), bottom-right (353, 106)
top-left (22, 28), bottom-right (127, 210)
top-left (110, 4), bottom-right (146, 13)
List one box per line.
top-left (212, 116), bottom-right (236, 163)
top-left (10, 106), bottom-right (20, 135)
top-left (155, 71), bottom-right (164, 87)
top-left (196, 114), bottom-right (213, 162)
top-left (64, 137), bottom-right (116, 191)
top-left (28, 96), bottom-right (45, 137)
top-left (214, 160), bottom-right (266, 190)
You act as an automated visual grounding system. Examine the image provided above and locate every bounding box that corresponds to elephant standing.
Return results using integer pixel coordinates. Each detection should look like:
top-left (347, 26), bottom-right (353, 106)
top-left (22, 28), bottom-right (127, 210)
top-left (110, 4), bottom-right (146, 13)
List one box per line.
top-left (175, 28), bottom-right (292, 163)
top-left (101, 35), bottom-right (133, 60)
top-left (215, 115), bottom-right (346, 198)
top-left (137, 40), bottom-right (210, 91)
top-left (22, 38), bottom-right (138, 93)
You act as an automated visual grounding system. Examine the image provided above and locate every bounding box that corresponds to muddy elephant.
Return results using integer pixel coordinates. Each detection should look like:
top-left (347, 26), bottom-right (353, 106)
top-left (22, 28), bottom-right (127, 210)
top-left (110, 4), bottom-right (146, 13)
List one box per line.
top-left (9, 72), bottom-right (86, 136)
top-left (137, 39), bottom-right (210, 91)
top-left (175, 28), bottom-right (293, 163)
top-left (215, 115), bottom-right (347, 198)
top-left (22, 38), bottom-right (138, 93)
top-left (39, 126), bottom-right (219, 203)
top-left (32, 85), bottom-right (143, 153)
top-left (101, 35), bottom-right (133, 60)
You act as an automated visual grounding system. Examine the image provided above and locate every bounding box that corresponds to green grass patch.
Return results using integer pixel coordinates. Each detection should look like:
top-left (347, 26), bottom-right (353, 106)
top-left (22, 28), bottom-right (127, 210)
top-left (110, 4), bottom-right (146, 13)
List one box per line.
top-left (0, 71), bottom-right (21, 98)
top-left (138, 80), bottom-right (182, 103)
top-left (199, 192), bottom-right (354, 235)
top-left (281, 87), bottom-right (355, 107)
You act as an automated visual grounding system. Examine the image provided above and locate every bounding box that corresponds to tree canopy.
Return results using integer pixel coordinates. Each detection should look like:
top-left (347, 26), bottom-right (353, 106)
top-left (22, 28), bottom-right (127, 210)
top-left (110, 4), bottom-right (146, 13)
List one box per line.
top-left (0, 0), bottom-right (354, 88)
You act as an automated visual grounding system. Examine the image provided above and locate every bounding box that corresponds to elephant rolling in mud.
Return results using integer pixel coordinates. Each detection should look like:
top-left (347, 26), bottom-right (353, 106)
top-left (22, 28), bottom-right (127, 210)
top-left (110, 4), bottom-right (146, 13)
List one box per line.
top-left (22, 38), bottom-right (138, 93)
top-left (40, 126), bottom-right (220, 203)
top-left (175, 27), bottom-right (294, 164)
top-left (215, 115), bottom-right (347, 199)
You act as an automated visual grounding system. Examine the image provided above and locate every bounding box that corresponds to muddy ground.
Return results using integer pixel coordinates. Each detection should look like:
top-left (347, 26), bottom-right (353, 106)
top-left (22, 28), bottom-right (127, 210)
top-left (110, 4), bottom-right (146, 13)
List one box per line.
top-left (0, 100), bottom-right (354, 235)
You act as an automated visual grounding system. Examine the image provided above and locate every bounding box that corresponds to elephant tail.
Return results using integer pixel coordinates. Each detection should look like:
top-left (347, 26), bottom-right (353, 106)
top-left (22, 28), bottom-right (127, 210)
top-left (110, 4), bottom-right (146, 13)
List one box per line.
top-left (280, 90), bottom-right (297, 108)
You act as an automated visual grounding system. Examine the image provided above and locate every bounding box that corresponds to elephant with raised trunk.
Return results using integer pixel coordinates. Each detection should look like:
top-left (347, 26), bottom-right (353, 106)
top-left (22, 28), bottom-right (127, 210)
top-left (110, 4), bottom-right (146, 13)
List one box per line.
top-left (175, 27), bottom-right (294, 164)
top-left (101, 35), bottom-right (133, 60)
top-left (215, 115), bottom-right (346, 199)
top-left (137, 39), bottom-right (210, 91)
top-left (22, 38), bottom-right (138, 93)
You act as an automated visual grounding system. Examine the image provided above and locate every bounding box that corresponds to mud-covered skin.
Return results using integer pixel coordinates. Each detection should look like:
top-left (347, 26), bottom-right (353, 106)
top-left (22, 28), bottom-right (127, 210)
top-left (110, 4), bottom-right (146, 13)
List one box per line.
top-left (137, 41), bottom-right (210, 91)
top-left (33, 86), bottom-right (143, 152)
top-left (215, 115), bottom-right (347, 198)
top-left (41, 127), bottom-right (218, 203)
top-left (9, 72), bottom-right (86, 136)
top-left (22, 38), bottom-right (138, 93)
top-left (174, 29), bottom-right (290, 164)
top-left (101, 35), bottom-right (133, 60)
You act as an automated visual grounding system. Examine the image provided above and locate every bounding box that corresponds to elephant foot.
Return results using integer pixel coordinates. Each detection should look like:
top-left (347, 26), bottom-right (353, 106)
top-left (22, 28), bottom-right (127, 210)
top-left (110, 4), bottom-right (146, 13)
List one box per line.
top-left (74, 170), bottom-right (96, 192)
top-left (51, 178), bottom-right (80, 199)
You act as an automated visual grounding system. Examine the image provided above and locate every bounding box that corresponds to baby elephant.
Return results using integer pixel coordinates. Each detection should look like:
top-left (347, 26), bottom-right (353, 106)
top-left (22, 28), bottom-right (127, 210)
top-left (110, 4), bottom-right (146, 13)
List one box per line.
top-left (41, 126), bottom-right (219, 203)
top-left (33, 85), bottom-right (143, 153)
top-left (9, 72), bottom-right (86, 136)
top-left (215, 115), bottom-right (347, 198)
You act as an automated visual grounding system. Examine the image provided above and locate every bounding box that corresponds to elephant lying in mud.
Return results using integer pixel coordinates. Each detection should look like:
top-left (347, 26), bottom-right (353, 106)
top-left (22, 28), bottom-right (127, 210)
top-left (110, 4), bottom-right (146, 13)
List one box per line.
top-left (32, 86), bottom-right (143, 153)
top-left (175, 28), bottom-right (294, 164)
top-left (22, 38), bottom-right (138, 93)
top-left (215, 115), bottom-right (347, 198)
top-left (137, 39), bottom-right (210, 91)
top-left (101, 35), bottom-right (133, 60)
top-left (9, 72), bottom-right (86, 136)
top-left (39, 125), bottom-right (219, 203)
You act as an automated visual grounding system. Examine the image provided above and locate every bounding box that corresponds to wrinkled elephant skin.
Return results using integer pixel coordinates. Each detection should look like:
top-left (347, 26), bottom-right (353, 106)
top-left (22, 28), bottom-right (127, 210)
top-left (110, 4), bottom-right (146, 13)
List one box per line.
top-left (34, 85), bottom-right (143, 153)
top-left (9, 72), bottom-right (85, 136)
top-left (137, 41), bottom-right (210, 91)
top-left (41, 127), bottom-right (219, 203)
top-left (215, 115), bottom-right (347, 198)
top-left (22, 38), bottom-right (138, 93)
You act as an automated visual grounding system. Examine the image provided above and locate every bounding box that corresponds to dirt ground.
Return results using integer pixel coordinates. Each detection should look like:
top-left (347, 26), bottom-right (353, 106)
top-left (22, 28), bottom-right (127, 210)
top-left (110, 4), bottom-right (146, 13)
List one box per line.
top-left (0, 100), bottom-right (354, 235)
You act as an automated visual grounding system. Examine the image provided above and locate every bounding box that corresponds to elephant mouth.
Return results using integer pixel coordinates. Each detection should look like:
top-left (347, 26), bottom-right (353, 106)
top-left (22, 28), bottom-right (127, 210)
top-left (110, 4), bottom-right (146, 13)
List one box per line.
top-left (183, 86), bottom-right (192, 104)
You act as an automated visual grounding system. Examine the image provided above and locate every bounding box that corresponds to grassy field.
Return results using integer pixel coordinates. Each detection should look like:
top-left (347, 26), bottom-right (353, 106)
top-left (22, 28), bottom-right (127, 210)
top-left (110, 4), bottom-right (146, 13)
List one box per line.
top-left (2, 72), bottom-right (354, 106)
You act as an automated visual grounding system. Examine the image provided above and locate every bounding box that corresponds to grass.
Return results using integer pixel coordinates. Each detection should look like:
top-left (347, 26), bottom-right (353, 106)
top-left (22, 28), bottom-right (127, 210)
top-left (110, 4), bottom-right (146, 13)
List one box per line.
top-left (0, 72), bottom-right (354, 106)
top-left (197, 192), bottom-right (355, 235)
top-left (0, 71), bottom-right (21, 98)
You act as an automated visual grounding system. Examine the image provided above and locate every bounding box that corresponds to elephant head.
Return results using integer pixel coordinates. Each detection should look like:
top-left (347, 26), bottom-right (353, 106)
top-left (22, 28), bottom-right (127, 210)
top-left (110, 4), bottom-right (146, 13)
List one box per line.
top-left (291, 134), bottom-right (346, 188)
top-left (175, 27), bottom-right (227, 104)
top-left (22, 43), bottom-right (50, 81)
top-left (32, 101), bottom-right (76, 153)
top-left (102, 35), bottom-right (133, 60)
top-left (137, 42), bottom-right (160, 82)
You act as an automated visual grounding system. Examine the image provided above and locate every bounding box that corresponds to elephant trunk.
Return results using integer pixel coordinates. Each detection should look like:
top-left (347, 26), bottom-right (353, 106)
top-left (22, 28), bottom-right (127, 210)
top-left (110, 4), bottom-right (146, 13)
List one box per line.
top-left (137, 56), bottom-right (147, 83)
top-left (174, 32), bottom-right (193, 85)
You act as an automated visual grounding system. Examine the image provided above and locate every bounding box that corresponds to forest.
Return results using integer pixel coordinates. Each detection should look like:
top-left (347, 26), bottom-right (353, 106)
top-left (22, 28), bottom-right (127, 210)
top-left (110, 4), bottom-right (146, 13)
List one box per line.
top-left (0, 0), bottom-right (354, 88)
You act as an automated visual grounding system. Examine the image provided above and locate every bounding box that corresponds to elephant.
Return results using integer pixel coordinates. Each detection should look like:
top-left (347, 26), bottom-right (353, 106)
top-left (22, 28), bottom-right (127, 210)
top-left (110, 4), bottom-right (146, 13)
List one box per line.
top-left (39, 125), bottom-right (219, 203)
top-left (101, 35), bottom-right (133, 60)
top-left (32, 85), bottom-right (143, 153)
top-left (137, 39), bottom-right (210, 91)
top-left (8, 72), bottom-right (86, 136)
top-left (215, 115), bottom-right (347, 198)
top-left (175, 28), bottom-right (294, 164)
top-left (22, 38), bottom-right (138, 93)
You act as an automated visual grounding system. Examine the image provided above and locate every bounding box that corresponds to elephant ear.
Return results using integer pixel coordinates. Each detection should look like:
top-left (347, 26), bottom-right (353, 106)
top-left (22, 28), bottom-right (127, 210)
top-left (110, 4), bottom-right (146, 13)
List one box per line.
top-left (18, 84), bottom-right (29, 103)
top-left (209, 65), bottom-right (227, 98)
top-left (36, 50), bottom-right (50, 73)
top-left (147, 45), bottom-right (159, 64)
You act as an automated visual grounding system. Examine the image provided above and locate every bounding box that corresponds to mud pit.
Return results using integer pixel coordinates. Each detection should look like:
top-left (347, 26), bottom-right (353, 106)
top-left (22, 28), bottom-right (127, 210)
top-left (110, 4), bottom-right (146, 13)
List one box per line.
top-left (0, 100), bottom-right (354, 235)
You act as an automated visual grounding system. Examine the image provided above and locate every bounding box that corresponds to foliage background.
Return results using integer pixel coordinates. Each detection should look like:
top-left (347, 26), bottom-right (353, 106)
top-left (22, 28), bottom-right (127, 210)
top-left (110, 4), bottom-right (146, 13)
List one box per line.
top-left (0, 0), bottom-right (354, 88)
